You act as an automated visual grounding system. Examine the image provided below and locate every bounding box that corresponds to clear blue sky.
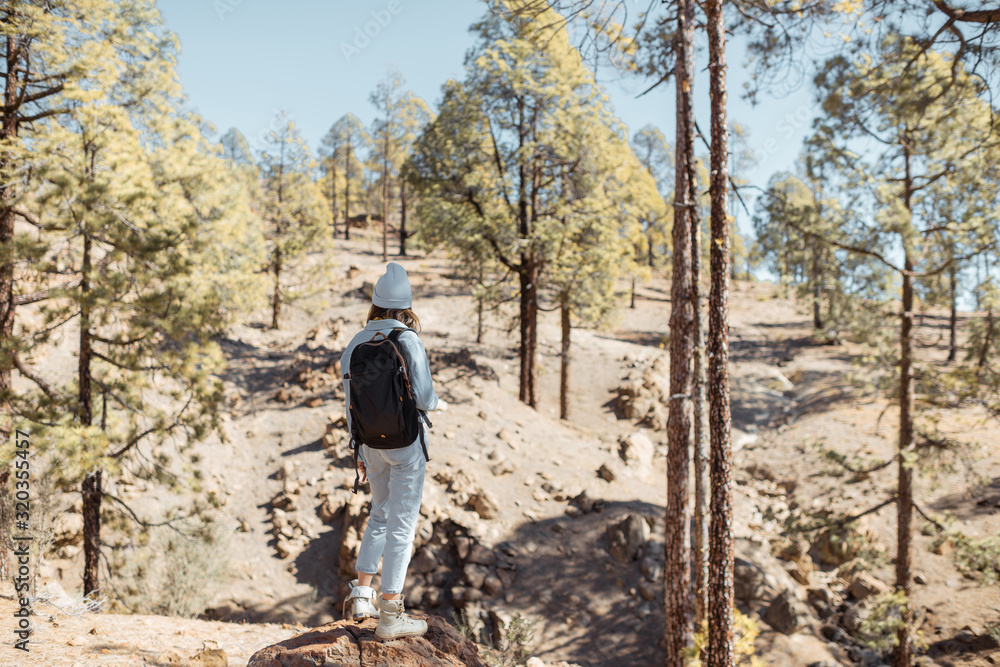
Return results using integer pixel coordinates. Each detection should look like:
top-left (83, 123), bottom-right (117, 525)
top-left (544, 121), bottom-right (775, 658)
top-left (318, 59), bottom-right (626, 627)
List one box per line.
top-left (157, 0), bottom-right (818, 231)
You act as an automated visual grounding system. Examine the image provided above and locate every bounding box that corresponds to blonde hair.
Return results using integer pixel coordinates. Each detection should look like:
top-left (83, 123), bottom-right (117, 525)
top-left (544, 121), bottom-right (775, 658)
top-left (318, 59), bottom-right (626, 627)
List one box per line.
top-left (367, 304), bottom-right (421, 332)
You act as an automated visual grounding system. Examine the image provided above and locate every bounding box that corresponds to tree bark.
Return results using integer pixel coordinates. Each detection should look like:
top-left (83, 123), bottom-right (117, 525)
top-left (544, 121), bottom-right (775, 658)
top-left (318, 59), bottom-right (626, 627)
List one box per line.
top-left (79, 232), bottom-right (102, 599)
top-left (516, 95), bottom-right (537, 409)
top-left (691, 159), bottom-right (709, 630)
top-left (399, 180), bottom-right (408, 256)
top-left (978, 306), bottom-right (994, 373)
top-left (518, 259), bottom-right (538, 408)
top-left (344, 146), bottom-right (352, 241)
top-left (271, 245), bottom-right (282, 330)
top-left (382, 162), bottom-right (389, 262)
top-left (893, 145), bottom-right (916, 667)
top-left (0, 470), bottom-right (9, 580)
top-left (559, 291), bottom-right (570, 420)
top-left (665, 0), bottom-right (696, 659)
top-left (706, 0), bottom-right (735, 664)
top-left (630, 276), bottom-right (636, 309)
top-left (81, 470), bottom-right (102, 598)
top-left (812, 238), bottom-right (823, 330)
top-left (0, 35), bottom-right (19, 442)
top-left (947, 260), bottom-right (957, 363)
top-left (894, 256), bottom-right (915, 667)
top-left (330, 161), bottom-right (339, 240)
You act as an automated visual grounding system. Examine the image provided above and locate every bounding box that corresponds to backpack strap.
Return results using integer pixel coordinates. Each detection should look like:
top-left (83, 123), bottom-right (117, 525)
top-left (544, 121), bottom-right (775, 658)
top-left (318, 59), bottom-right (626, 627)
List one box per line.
top-left (418, 410), bottom-right (432, 462)
top-left (351, 434), bottom-right (363, 494)
top-left (387, 327), bottom-right (416, 342)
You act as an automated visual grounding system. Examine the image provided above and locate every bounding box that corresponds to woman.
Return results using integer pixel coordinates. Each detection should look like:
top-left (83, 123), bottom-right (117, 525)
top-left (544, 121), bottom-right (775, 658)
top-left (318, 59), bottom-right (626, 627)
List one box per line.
top-left (339, 262), bottom-right (446, 640)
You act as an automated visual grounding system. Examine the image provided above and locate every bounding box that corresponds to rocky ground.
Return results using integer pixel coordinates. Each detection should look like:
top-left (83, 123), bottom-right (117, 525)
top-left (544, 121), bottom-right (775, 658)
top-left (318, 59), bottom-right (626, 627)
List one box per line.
top-left (5, 227), bottom-right (1000, 666)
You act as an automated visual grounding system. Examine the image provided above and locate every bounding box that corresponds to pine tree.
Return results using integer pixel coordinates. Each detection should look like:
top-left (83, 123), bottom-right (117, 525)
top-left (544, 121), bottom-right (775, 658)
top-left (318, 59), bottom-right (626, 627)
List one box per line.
top-left (369, 72), bottom-right (433, 258)
top-left (812, 38), bottom-right (998, 666)
top-left (410, 0), bottom-right (653, 409)
top-left (326, 114), bottom-right (370, 240)
top-left (0, 0), bottom-right (178, 441)
top-left (23, 99), bottom-right (239, 599)
top-left (257, 113), bottom-right (329, 330)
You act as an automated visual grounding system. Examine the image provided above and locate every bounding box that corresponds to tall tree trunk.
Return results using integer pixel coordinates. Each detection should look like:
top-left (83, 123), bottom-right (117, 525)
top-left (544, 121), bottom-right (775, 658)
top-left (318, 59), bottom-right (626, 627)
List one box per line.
top-left (947, 259), bottom-right (957, 363)
top-left (893, 147), bottom-right (916, 667)
top-left (476, 267), bottom-right (484, 344)
top-left (665, 0), bottom-right (696, 659)
top-left (516, 95), bottom-right (537, 409)
top-left (79, 233), bottom-right (101, 598)
top-left (691, 160), bottom-right (708, 630)
top-left (0, 47), bottom-right (14, 579)
top-left (344, 148), bottom-right (351, 241)
top-left (630, 276), bottom-right (636, 309)
top-left (382, 169), bottom-right (389, 262)
top-left (271, 245), bottom-right (282, 330)
top-left (399, 180), bottom-right (408, 257)
top-left (559, 291), bottom-right (570, 420)
top-left (0, 35), bottom-right (19, 443)
top-left (706, 0), bottom-right (734, 664)
top-left (812, 238), bottom-right (823, 330)
top-left (894, 255), bottom-right (915, 667)
top-left (978, 306), bottom-right (994, 374)
top-left (330, 163), bottom-right (339, 240)
top-left (518, 258), bottom-right (538, 408)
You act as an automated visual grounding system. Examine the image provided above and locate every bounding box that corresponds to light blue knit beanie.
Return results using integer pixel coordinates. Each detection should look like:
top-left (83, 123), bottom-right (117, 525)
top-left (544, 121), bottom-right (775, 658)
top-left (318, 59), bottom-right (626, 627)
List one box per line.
top-left (372, 262), bottom-right (412, 309)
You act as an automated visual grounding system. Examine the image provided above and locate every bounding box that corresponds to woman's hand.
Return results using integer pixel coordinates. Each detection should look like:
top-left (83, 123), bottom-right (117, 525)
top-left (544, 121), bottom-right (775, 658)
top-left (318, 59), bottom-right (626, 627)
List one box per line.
top-left (436, 399), bottom-right (449, 412)
top-left (357, 459), bottom-right (368, 483)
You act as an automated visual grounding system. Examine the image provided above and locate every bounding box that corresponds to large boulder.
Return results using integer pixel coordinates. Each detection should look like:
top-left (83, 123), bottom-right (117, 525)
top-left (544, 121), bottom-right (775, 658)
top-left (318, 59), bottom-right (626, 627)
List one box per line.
top-left (247, 615), bottom-right (486, 667)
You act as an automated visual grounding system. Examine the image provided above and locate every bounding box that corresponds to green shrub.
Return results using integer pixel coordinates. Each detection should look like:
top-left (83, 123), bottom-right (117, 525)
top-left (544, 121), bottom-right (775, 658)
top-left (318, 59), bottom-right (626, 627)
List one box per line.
top-left (111, 519), bottom-right (233, 617)
top-left (684, 608), bottom-right (765, 667)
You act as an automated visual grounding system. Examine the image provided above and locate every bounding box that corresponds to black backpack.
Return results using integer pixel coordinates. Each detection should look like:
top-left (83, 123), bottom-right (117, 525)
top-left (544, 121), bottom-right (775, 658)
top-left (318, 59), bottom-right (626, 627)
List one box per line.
top-left (344, 327), bottom-right (431, 493)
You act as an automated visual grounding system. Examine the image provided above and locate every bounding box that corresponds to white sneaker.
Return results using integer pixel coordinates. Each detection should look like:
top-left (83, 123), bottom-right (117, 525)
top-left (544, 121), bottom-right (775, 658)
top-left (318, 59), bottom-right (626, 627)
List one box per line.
top-left (342, 579), bottom-right (379, 621)
top-left (375, 594), bottom-right (428, 640)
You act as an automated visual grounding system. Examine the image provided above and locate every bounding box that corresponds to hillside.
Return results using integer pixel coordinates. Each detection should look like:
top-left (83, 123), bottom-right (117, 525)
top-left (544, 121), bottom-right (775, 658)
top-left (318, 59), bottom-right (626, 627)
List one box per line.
top-left (6, 229), bottom-right (1000, 667)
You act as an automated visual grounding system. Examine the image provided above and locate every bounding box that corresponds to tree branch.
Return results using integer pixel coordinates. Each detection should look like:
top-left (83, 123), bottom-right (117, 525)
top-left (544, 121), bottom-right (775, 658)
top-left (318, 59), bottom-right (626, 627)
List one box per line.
top-left (785, 496), bottom-right (897, 534)
top-left (931, 0), bottom-right (1000, 24)
top-left (13, 353), bottom-right (60, 402)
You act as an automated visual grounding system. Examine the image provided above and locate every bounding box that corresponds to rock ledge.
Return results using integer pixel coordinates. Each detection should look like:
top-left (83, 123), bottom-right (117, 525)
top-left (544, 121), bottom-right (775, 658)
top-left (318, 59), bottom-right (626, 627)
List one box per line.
top-left (247, 613), bottom-right (486, 667)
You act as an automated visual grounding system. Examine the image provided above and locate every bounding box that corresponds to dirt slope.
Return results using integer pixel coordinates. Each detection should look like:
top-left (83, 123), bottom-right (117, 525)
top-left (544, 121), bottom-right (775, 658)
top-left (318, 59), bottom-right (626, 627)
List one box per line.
top-left (9, 229), bottom-right (1000, 666)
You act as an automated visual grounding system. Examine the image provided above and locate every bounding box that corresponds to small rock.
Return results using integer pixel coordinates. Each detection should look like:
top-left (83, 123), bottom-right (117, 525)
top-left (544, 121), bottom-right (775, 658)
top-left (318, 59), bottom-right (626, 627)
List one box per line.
top-left (483, 574), bottom-right (503, 595)
top-left (849, 573), bottom-right (889, 602)
top-left (639, 580), bottom-right (659, 601)
top-left (640, 556), bottom-right (662, 582)
top-left (467, 492), bottom-right (499, 520)
top-left (467, 543), bottom-right (496, 566)
top-left (607, 514), bottom-right (650, 563)
top-left (619, 432), bottom-right (654, 468)
top-left (842, 602), bottom-right (872, 633)
top-left (764, 590), bottom-right (813, 634)
top-left (913, 572), bottom-right (927, 585)
top-left (734, 558), bottom-right (766, 602)
top-left (464, 563), bottom-right (490, 589)
top-left (597, 463), bottom-right (616, 482)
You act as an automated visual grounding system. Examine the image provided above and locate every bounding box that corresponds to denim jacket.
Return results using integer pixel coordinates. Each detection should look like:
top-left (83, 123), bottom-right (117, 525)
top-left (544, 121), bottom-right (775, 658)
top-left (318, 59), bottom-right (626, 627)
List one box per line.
top-left (340, 318), bottom-right (439, 440)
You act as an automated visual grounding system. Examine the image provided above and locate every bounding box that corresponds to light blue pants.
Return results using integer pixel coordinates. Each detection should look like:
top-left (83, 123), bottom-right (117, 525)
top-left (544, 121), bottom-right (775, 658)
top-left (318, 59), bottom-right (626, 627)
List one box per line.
top-left (355, 439), bottom-right (427, 595)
